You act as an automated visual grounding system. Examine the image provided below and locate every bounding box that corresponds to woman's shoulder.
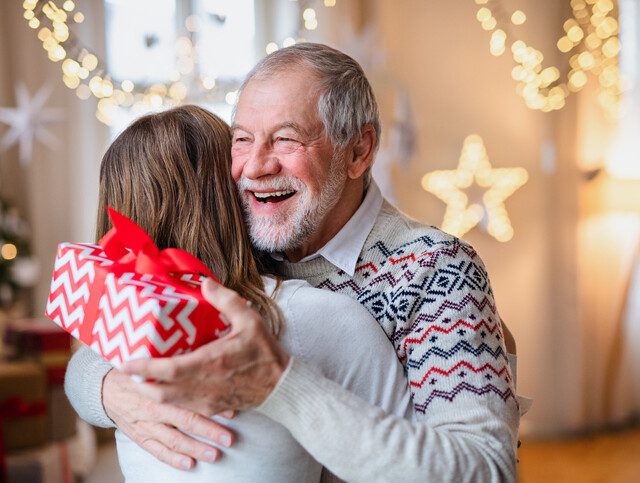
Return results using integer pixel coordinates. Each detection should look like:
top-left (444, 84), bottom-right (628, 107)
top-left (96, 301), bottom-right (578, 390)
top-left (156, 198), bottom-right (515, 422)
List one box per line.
top-left (270, 278), bottom-right (368, 318)
top-left (274, 278), bottom-right (393, 356)
top-left (263, 275), bottom-right (355, 305)
top-left (262, 276), bottom-right (308, 297)
top-left (271, 278), bottom-right (411, 417)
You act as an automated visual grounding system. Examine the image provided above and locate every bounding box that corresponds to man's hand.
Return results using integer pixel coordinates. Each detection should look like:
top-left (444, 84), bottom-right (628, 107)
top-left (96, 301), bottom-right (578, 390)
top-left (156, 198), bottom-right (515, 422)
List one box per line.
top-left (102, 368), bottom-right (235, 470)
top-left (120, 279), bottom-right (290, 416)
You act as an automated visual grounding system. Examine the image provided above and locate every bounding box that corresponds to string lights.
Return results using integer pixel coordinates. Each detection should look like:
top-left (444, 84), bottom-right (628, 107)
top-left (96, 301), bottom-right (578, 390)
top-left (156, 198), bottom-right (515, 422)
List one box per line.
top-left (265, 0), bottom-right (337, 54)
top-left (421, 135), bottom-right (528, 242)
top-left (474, 0), bottom-right (622, 117)
top-left (22, 0), bottom-right (338, 125)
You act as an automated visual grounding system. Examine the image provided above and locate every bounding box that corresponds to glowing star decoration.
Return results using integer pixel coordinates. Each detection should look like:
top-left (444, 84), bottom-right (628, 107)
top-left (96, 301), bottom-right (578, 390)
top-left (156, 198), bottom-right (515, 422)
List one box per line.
top-left (0, 83), bottom-right (64, 165)
top-left (421, 135), bottom-right (528, 242)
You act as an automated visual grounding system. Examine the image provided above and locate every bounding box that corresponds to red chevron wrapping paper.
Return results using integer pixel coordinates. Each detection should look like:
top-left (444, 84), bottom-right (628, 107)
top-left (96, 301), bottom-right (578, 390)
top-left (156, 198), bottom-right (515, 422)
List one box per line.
top-left (44, 209), bottom-right (228, 367)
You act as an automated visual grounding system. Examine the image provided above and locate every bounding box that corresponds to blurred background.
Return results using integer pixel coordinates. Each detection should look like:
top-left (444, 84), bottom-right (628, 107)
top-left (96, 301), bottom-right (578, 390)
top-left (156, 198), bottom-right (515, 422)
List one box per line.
top-left (0, 0), bottom-right (639, 481)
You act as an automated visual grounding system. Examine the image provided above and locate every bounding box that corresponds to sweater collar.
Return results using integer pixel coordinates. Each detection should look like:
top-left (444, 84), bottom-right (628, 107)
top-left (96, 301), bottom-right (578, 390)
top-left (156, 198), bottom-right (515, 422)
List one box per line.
top-left (272, 181), bottom-right (384, 276)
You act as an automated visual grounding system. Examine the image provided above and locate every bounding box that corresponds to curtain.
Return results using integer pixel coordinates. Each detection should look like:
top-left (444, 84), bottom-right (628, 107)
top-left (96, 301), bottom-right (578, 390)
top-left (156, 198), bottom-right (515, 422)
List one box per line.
top-left (0, 0), bottom-right (109, 315)
top-left (575, 0), bottom-right (640, 428)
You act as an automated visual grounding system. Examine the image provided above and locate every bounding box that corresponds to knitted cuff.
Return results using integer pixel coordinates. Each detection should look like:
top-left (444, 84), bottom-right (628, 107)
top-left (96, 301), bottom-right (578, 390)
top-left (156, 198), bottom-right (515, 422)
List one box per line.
top-left (256, 357), bottom-right (324, 424)
top-left (65, 346), bottom-right (115, 428)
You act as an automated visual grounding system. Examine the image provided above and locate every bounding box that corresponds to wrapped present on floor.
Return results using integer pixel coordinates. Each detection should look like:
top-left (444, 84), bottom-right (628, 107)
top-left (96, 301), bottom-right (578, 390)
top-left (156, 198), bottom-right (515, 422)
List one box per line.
top-left (5, 318), bottom-right (72, 384)
top-left (46, 384), bottom-right (76, 443)
top-left (0, 361), bottom-right (47, 456)
top-left (5, 439), bottom-right (73, 483)
top-left (45, 207), bottom-right (228, 368)
top-left (4, 318), bottom-right (72, 354)
top-left (4, 319), bottom-right (76, 442)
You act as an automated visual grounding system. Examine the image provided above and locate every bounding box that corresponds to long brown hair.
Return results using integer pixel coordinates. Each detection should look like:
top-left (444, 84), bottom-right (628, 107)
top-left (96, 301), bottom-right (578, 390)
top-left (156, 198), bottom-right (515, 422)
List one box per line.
top-left (96, 105), bottom-right (282, 335)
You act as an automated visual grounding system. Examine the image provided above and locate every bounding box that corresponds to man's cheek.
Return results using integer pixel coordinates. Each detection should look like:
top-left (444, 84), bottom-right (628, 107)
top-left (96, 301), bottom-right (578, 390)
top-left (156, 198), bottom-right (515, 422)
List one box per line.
top-left (230, 155), bottom-right (243, 181)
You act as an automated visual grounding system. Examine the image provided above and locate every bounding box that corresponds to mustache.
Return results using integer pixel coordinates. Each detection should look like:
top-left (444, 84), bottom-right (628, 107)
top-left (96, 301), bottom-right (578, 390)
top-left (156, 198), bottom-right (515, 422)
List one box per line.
top-left (237, 175), bottom-right (306, 193)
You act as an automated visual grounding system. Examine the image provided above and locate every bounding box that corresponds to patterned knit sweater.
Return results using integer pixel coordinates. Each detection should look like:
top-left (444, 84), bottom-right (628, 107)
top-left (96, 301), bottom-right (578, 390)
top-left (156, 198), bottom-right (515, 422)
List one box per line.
top-left (270, 200), bottom-right (519, 480)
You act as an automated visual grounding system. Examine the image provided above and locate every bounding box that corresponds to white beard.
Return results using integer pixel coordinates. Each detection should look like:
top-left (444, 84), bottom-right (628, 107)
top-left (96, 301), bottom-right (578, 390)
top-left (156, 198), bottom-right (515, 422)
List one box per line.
top-left (237, 157), bottom-right (347, 253)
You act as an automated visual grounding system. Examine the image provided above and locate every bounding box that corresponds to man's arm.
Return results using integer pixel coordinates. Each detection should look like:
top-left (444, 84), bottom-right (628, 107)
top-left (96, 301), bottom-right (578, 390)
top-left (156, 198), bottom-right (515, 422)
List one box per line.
top-left (64, 345), bottom-right (235, 470)
top-left (257, 357), bottom-right (513, 482)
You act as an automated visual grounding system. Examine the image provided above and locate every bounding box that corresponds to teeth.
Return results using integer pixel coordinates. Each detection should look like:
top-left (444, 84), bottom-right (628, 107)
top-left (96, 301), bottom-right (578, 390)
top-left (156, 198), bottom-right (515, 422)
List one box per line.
top-left (253, 190), bottom-right (295, 199)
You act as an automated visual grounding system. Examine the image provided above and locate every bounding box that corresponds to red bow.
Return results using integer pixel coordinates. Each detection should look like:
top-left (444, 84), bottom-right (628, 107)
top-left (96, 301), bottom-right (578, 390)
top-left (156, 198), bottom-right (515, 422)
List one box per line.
top-left (80, 207), bottom-right (221, 347)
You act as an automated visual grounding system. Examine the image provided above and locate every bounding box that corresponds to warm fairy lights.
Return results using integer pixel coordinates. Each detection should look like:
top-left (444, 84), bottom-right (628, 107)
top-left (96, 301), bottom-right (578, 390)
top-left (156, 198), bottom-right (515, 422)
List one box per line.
top-left (1, 243), bottom-right (18, 261)
top-left (422, 135), bottom-right (528, 242)
top-left (474, 0), bottom-right (622, 117)
top-left (303, 8), bottom-right (318, 30)
top-left (23, 0), bottom-right (338, 125)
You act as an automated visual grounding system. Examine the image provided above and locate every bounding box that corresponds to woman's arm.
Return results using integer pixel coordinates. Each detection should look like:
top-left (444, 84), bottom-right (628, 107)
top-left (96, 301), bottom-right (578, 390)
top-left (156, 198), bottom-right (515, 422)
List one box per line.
top-left (64, 344), bottom-right (114, 427)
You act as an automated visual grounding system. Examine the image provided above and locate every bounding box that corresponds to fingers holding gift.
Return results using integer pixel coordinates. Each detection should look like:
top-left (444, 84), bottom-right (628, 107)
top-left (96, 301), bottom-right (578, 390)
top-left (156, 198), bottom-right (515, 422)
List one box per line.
top-left (122, 279), bottom-right (291, 414)
top-left (121, 345), bottom-right (211, 382)
top-left (121, 357), bottom-right (173, 382)
top-left (202, 278), bottom-right (257, 329)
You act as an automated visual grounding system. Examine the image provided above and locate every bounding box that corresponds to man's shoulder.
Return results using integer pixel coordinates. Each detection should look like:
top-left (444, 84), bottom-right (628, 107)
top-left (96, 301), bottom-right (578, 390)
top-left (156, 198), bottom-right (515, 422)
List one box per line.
top-left (363, 200), bottom-right (480, 263)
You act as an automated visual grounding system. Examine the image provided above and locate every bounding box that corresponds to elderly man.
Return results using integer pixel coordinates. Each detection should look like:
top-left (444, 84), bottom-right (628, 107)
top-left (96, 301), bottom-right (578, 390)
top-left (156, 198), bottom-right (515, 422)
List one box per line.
top-left (66, 43), bottom-right (519, 481)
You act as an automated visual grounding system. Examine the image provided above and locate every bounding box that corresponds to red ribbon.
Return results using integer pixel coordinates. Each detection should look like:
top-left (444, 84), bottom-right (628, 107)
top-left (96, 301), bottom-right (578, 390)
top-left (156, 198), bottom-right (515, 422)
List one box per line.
top-left (80, 207), bottom-right (222, 349)
top-left (0, 396), bottom-right (48, 483)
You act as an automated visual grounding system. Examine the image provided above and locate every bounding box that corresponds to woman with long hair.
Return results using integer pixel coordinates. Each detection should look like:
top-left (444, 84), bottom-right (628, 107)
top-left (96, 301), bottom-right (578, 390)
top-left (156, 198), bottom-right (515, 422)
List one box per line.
top-left (68, 105), bottom-right (412, 482)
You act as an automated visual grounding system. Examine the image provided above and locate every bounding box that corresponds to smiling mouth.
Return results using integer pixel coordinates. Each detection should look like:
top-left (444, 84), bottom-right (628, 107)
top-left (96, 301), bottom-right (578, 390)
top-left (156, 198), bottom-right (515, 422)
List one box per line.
top-left (252, 190), bottom-right (297, 203)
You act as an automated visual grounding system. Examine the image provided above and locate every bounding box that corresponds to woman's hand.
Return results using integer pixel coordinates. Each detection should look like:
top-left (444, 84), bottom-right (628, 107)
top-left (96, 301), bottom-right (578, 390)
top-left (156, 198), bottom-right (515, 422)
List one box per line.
top-left (119, 279), bottom-right (290, 416)
top-left (102, 368), bottom-right (235, 470)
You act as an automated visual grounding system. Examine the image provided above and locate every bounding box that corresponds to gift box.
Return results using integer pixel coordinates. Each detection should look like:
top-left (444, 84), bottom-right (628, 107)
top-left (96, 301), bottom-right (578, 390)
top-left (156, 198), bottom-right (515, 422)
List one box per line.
top-left (46, 385), bottom-right (76, 443)
top-left (4, 318), bottom-right (72, 385)
top-left (3, 319), bottom-right (76, 442)
top-left (5, 439), bottom-right (73, 483)
top-left (44, 208), bottom-right (227, 368)
top-left (0, 362), bottom-right (48, 452)
top-left (5, 318), bottom-right (72, 355)
top-left (5, 459), bottom-right (42, 483)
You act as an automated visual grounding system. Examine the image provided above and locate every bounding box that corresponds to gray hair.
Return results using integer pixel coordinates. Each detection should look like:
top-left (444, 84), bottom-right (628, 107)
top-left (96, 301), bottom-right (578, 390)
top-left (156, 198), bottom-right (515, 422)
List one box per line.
top-left (236, 43), bottom-right (380, 185)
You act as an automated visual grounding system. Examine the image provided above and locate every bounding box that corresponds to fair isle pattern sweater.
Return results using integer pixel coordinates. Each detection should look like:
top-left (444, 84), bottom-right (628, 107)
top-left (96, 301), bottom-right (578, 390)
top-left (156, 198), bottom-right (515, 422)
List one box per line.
top-left (277, 201), bottom-right (519, 422)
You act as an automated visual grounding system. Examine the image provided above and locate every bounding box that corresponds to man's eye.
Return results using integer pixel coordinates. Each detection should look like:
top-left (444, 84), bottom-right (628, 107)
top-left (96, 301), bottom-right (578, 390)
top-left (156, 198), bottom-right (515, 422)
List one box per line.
top-left (276, 137), bottom-right (297, 143)
top-left (234, 137), bottom-right (249, 143)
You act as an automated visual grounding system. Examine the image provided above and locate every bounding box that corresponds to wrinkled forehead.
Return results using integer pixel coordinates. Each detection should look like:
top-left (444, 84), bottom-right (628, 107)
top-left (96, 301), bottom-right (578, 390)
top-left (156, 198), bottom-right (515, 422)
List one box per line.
top-left (236, 66), bottom-right (322, 112)
top-left (233, 69), bottom-right (325, 131)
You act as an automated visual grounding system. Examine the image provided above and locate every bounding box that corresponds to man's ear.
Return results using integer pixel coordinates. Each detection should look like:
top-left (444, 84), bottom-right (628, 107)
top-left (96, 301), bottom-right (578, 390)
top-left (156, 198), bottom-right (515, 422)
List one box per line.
top-left (347, 124), bottom-right (376, 180)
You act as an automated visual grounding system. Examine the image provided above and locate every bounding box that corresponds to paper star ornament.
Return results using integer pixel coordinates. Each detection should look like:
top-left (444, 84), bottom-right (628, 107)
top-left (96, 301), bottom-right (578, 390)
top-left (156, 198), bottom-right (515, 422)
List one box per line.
top-left (422, 135), bottom-right (528, 242)
top-left (0, 82), bottom-right (64, 165)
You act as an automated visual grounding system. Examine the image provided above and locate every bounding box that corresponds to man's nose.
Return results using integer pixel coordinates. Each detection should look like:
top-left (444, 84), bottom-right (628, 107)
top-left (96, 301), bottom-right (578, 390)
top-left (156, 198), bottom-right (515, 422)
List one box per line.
top-left (243, 143), bottom-right (281, 179)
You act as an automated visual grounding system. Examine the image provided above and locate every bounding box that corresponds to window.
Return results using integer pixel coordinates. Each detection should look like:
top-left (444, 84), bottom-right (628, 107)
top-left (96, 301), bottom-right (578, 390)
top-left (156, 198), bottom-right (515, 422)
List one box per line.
top-left (104, 0), bottom-right (257, 136)
top-left (105, 0), bottom-right (177, 84)
top-left (195, 0), bottom-right (256, 81)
